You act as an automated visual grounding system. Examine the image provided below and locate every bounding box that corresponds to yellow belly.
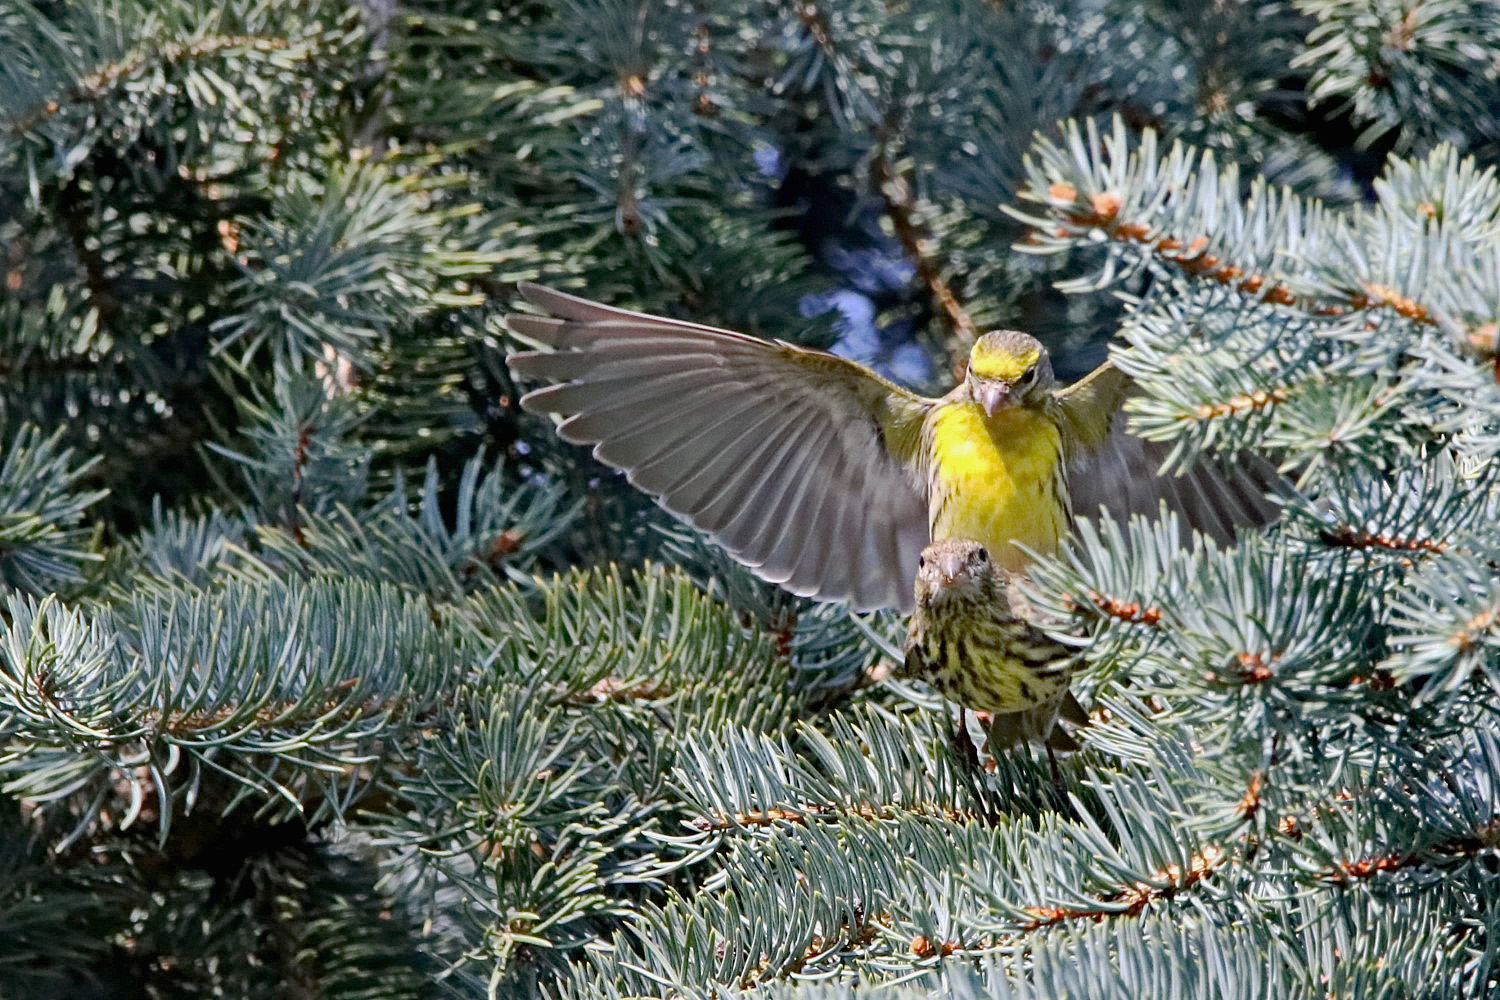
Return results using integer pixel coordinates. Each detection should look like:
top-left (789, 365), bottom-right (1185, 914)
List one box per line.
top-left (929, 402), bottom-right (1067, 571)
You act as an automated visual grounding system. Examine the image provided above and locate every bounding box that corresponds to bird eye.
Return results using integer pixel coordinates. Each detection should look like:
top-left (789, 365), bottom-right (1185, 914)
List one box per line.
top-left (918, 555), bottom-right (926, 569)
top-left (975, 548), bottom-right (989, 562)
top-left (1019, 368), bottom-right (1035, 385)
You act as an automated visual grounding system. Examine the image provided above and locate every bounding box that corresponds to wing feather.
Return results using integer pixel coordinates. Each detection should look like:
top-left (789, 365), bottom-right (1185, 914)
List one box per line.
top-left (703, 403), bottom-right (826, 534)
top-left (1054, 360), bottom-right (1283, 541)
top-left (628, 403), bottom-right (781, 494)
top-left (732, 415), bottom-right (846, 584)
top-left (561, 382), bottom-right (748, 450)
top-left (607, 397), bottom-right (804, 518)
top-left (671, 406), bottom-right (819, 528)
top-left (803, 436), bottom-right (862, 599)
top-left (520, 366), bottom-right (720, 414)
top-left (507, 283), bottom-right (935, 610)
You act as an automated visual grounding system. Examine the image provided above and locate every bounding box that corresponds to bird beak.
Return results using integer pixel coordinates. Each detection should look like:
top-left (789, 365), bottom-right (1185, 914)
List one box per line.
top-left (977, 383), bottom-right (1011, 417)
top-left (937, 551), bottom-right (967, 585)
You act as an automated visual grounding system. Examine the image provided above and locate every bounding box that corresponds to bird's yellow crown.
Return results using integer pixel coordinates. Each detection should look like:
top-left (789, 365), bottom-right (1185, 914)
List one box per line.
top-left (968, 332), bottom-right (1041, 383)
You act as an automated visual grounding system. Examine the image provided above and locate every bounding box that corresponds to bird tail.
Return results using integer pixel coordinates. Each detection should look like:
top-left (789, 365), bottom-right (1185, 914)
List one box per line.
top-left (1058, 690), bottom-right (1089, 727)
top-left (986, 691), bottom-right (1089, 752)
top-left (1046, 690), bottom-right (1090, 751)
top-left (1044, 719), bottom-right (1082, 752)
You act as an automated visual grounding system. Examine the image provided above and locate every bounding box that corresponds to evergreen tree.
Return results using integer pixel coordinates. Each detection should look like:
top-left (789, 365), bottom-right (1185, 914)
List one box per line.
top-left (1, 0), bottom-right (1498, 997)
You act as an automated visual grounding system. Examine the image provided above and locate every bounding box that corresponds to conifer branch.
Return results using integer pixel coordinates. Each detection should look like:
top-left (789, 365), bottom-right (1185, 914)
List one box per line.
top-left (1017, 122), bottom-right (1496, 351)
top-left (1020, 846), bottom-right (1228, 930)
top-left (1344, 670), bottom-right (1397, 691)
top-left (795, 1), bottom-right (834, 54)
top-left (687, 800), bottom-right (981, 832)
top-left (1318, 525), bottom-right (1450, 555)
top-left (615, 91), bottom-right (645, 236)
top-left (907, 933), bottom-right (959, 959)
top-left (1015, 794), bottom-right (1500, 935)
top-left (690, 3), bottom-right (718, 118)
top-left (56, 175), bottom-right (120, 328)
top-left (1463, 322), bottom-right (1500, 383)
top-left (1236, 771), bottom-right (1265, 823)
top-left (1028, 182), bottom-right (1305, 308)
top-left (1072, 589), bottom-right (1164, 628)
top-left (1181, 387), bottom-right (1290, 423)
top-left (765, 915), bottom-right (882, 981)
top-left (1211, 651), bottom-right (1281, 684)
top-left (1323, 824), bottom-right (1500, 885)
top-left (139, 677), bottom-right (377, 735)
top-left (288, 424), bottom-right (311, 544)
top-left (5, 34), bottom-right (301, 138)
top-left (871, 138), bottom-right (978, 376)
top-left (1446, 602), bottom-right (1500, 652)
top-left (1034, 187), bottom-right (1449, 326)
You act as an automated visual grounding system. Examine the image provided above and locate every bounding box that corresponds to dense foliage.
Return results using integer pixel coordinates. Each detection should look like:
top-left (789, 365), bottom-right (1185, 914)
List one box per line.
top-left (2, 0), bottom-right (1499, 997)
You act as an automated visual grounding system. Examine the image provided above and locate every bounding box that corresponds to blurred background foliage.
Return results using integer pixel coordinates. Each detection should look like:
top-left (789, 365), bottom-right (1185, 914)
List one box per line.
top-left (1, 0), bottom-right (1499, 996)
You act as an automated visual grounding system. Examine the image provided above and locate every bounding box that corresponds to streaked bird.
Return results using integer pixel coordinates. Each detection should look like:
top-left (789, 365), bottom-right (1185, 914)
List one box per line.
top-left (506, 283), bottom-right (1279, 611)
top-left (901, 537), bottom-right (1086, 754)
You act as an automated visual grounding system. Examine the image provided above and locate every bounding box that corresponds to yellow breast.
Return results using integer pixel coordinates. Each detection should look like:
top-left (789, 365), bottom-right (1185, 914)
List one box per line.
top-left (928, 402), bottom-right (1067, 571)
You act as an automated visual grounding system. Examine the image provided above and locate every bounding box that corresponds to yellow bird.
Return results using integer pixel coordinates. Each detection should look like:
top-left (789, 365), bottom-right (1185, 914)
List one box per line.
top-left (506, 283), bottom-right (1278, 611)
top-left (902, 537), bottom-right (1087, 752)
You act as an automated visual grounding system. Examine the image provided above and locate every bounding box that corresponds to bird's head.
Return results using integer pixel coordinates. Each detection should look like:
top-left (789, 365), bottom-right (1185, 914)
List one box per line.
top-left (965, 331), bottom-right (1054, 416)
top-left (915, 538), bottom-right (999, 606)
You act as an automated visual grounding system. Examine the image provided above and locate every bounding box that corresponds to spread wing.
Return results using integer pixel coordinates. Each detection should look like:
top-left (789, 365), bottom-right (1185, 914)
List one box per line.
top-left (506, 283), bottom-right (937, 611)
top-left (1053, 361), bottom-right (1283, 544)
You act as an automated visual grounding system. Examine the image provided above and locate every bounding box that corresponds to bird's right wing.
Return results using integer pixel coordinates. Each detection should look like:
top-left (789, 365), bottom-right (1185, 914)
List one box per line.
top-left (507, 283), bottom-right (937, 611)
top-left (1054, 361), bottom-right (1284, 543)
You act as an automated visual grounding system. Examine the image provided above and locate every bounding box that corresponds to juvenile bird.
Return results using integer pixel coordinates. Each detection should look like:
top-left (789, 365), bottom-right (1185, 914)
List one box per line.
top-left (507, 283), bottom-right (1280, 611)
top-left (901, 538), bottom-right (1087, 754)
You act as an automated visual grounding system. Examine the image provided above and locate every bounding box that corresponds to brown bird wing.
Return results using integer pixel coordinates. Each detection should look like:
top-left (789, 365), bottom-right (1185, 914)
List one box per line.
top-left (1053, 361), bottom-right (1282, 544)
top-left (507, 283), bottom-right (937, 611)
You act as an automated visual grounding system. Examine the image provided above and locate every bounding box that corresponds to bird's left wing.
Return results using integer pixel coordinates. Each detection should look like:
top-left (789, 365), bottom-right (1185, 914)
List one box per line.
top-left (506, 283), bottom-right (936, 611)
top-left (1053, 361), bottom-right (1283, 544)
